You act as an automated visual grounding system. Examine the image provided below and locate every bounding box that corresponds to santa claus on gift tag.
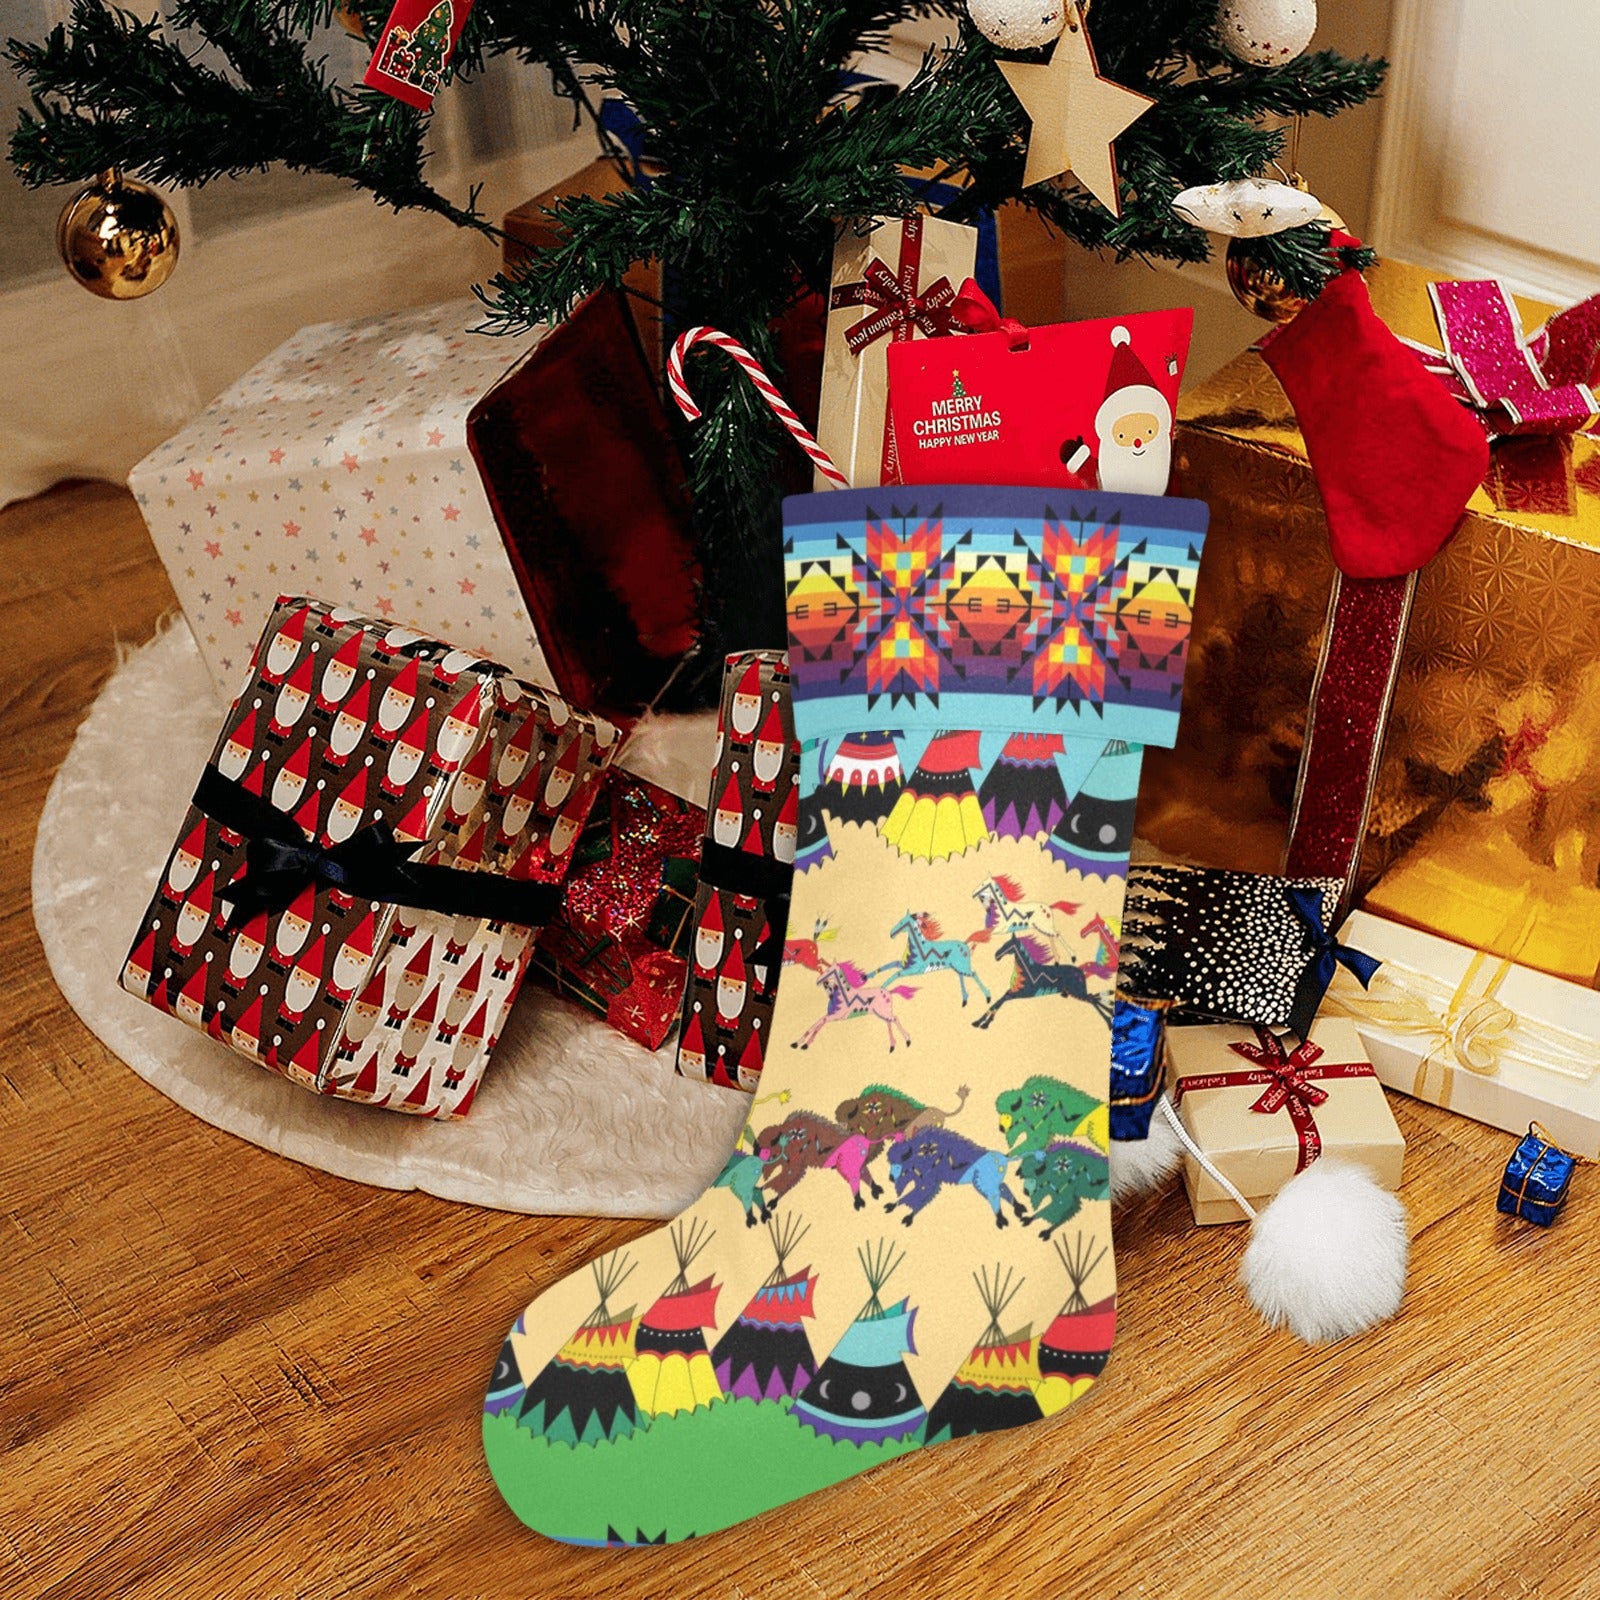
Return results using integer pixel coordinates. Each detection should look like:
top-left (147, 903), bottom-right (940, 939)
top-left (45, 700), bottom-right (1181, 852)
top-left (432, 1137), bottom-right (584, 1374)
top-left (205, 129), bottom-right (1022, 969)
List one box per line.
top-left (1061, 326), bottom-right (1175, 496)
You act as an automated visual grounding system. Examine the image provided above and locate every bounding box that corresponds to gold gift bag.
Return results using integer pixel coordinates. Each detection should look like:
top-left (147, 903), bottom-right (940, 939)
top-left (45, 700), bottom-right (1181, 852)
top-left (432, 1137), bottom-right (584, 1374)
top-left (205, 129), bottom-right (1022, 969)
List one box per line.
top-left (1138, 259), bottom-right (1600, 987)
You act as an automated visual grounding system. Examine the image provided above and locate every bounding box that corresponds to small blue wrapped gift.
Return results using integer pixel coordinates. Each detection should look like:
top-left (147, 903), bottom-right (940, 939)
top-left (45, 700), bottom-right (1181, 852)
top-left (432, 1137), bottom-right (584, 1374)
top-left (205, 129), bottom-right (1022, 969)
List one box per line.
top-left (1110, 996), bottom-right (1171, 1141)
top-left (1497, 1125), bottom-right (1578, 1226)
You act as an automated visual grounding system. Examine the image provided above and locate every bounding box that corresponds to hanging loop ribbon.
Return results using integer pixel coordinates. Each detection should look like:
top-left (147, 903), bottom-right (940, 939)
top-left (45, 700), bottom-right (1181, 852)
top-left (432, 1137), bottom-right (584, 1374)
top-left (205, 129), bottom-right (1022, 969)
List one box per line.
top-left (1407, 279), bottom-right (1600, 440)
top-left (194, 766), bottom-right (561, 932)
top-left (948, 277), bottom-right (1030, 350)
top-left (667, 325), bottom-right (850, 488)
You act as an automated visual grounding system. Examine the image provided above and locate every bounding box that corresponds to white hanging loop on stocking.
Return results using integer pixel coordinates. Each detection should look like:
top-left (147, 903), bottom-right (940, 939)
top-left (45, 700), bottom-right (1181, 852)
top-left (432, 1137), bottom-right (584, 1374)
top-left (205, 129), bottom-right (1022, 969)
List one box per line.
top-left (667, 325), bottom-right (851, 489)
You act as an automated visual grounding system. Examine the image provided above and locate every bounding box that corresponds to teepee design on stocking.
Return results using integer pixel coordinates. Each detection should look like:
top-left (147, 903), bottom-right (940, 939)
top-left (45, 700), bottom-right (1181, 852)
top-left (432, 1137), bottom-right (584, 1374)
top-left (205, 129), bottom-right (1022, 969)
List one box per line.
top-left (792, 1240), bottom-right (924, 1445)
top-left (711, 1213), bottom-right (818, 1402)
top-left (628, 1221), bottom-right (724, 1418)
top-left (923, 1265), bottom-right (1044, 1442)
top-left (1035, 1234), bottom-right (1115, 1417)
top-left (517, 1256), bottom-right (643, 1446)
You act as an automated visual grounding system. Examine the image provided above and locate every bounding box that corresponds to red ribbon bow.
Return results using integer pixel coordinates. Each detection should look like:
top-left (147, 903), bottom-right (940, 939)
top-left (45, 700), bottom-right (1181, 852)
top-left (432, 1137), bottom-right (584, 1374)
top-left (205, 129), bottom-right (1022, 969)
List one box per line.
top-left (1173, 1026), bottom-right (1377, 1173)
top-left (948, 277), bottom-right (1030, 349)
top-left (1407, 279), bottom-right (1600, 442)
top-left (832, 214), bottom-right (957, 355)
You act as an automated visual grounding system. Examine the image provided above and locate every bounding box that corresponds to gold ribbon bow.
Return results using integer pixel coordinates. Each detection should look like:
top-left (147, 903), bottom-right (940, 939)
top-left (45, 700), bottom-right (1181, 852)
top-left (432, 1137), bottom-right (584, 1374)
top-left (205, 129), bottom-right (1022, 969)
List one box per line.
top-left (1324, 950), bottom-right (1598, 1107)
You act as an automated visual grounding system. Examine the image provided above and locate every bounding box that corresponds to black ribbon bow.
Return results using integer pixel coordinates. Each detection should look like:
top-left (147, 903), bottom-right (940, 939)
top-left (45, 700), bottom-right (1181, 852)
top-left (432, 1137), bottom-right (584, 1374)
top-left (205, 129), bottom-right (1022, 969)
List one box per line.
top-left (696, 839), bottom-right (793, 977)
top-left (194, 765), bottom-right (561, 931)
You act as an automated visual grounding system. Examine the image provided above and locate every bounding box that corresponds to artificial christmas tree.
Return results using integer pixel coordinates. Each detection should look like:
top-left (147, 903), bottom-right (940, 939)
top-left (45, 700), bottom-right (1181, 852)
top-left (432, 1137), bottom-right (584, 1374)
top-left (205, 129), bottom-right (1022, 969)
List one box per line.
top-left (8, 0), bottom-right (1383, 651)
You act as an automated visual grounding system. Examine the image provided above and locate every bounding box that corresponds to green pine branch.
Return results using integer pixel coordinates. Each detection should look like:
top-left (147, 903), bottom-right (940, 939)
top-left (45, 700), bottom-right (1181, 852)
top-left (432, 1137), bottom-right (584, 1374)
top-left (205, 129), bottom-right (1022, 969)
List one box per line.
top-left (6, 0), bottom-right (1386, 654)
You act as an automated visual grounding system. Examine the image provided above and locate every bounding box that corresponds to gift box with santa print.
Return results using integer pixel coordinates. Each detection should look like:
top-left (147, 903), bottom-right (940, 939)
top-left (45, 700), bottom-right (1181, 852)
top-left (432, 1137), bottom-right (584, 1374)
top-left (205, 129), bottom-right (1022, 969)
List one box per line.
top-left (886, 304), bottom-right (1193, 494)
top-left (526, 768), bottom-right (704, 1051)
top-left (816, 213), bottom-right (978, 490)
top-left (674, 651), bottom-right (799, 1089)
top-left (1136, 259), bottom-right (1600, 988)
top-left (120, 596), bottom-right (618, 1119)
top-left (130, 289), bottom-right (697, 719)
top-left (1166, 1017), bottom-right (1405, 1225)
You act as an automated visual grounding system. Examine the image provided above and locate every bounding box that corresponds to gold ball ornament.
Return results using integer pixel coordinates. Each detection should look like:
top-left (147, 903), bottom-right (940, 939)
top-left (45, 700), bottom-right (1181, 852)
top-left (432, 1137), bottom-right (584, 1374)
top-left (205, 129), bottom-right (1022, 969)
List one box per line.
top-left (55, 171), bottom-right (180, 300)
top-left (1226, 198), bottom-right (1346, 323)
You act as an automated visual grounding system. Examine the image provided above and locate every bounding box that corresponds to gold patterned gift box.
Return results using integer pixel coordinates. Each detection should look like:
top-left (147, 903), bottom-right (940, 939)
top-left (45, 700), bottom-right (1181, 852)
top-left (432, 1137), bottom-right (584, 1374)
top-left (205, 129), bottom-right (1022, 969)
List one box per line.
top-left (1137, 259), bottom-right (1600, 987)
top-left (1166, 1017), bottom-right (1406, 1226)
top-left (1321, 910), bottom-right (1600, 1158)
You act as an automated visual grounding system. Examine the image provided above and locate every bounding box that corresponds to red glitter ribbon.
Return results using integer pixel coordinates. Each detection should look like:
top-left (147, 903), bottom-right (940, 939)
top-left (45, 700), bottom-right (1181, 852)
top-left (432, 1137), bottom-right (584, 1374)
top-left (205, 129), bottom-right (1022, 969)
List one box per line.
top-left (1284, 570), bottom-right (1415, 895)
top-left (1172, 1027), bottom-right (1376, 1173)
top-left (1405, 280), bottom-right (1600, 440)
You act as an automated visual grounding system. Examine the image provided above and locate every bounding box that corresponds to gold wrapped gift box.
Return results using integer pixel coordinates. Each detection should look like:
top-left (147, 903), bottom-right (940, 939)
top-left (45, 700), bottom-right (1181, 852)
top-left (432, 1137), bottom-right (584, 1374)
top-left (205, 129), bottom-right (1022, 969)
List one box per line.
top-left (1139, 259), bottom-right (1600, 987)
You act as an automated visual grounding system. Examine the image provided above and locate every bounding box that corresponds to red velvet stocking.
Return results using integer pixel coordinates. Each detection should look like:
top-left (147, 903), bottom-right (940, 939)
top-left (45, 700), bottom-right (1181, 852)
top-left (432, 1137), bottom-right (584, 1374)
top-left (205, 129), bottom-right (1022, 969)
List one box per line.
top-left (1260, 270), bottom-right (1489, 578)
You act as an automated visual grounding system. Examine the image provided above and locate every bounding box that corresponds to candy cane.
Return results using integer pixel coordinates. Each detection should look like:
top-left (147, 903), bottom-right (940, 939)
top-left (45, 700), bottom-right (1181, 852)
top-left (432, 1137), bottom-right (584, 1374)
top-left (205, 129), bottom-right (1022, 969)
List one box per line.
top-left (667, 325), bottom-right (850, 490)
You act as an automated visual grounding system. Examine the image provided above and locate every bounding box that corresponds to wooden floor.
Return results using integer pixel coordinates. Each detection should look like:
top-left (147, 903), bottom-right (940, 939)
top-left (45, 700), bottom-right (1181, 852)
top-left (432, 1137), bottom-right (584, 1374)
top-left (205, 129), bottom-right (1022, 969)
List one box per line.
top-left (4, 481), bottom-right (1597, 1600)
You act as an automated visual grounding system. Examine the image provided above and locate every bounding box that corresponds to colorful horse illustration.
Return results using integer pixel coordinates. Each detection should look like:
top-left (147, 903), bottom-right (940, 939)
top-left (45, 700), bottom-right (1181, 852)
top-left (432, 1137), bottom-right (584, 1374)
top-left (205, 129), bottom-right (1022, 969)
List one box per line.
top-left (883, 1128), bottom-right (1021, 1228)
top-left (1012, 1140), bottom-right (1109, 1238)
top-left (972, 933), bottom-right (1114, 1030)
top-left (793, 962), bottom-right (917, 1052)
top-left (782, 916), bottom-right (838, 973)
top-left (754, 1110), bottom-right (885, 1210)
top-left (711, 1147), bottom-right (773, 1226)
top-left (972, 875), bottom-right (1080, 963)
top-left (1079, 913), bottom-right (1119, 981)
top-left (836, 1083), bottom-right (971, 1142)
top-left (875, 913), bottom-right (993, 1007)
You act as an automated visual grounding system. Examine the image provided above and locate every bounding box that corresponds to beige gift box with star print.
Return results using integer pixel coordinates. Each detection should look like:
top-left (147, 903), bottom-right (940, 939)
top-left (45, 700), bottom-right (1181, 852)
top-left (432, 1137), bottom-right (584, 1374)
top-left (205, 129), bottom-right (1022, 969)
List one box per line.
top-left (128, 291), bottom-right (696, 719)
top-left (1135, 258), bottom-right (1600, 988)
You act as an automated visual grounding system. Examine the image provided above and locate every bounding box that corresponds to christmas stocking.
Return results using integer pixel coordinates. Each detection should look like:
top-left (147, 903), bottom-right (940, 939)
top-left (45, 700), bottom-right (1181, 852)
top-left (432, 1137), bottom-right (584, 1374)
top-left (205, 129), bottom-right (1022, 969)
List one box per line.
top-left (1259, 268), bottom-right (1488, 579)
top-left (482, 484), bottom-right (1206, 1544)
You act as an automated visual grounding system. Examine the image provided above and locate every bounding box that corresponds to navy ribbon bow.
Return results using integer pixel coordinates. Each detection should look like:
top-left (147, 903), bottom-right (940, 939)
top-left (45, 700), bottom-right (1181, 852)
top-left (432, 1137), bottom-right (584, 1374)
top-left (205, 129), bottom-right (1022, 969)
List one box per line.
top-left (696, 839), bottom-right (793, 976)
top-left (194, 766), bottom-right (560, 932)
top-left (1286, 882), bottom-right (1381, 1036)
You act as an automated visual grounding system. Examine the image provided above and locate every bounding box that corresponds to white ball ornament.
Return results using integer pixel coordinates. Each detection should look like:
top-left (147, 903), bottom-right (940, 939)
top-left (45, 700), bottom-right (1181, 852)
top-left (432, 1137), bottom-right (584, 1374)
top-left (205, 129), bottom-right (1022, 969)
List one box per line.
top-left (1217, 0), bottom-right (1317, 66)
top-left (968, 0), bottom-right (1069, 51)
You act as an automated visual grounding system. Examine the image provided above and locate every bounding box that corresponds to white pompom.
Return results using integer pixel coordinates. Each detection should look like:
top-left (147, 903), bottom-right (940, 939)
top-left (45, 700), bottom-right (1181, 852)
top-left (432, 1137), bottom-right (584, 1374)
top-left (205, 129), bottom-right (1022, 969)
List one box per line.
top-left (1110, 323), bottom-right (1131, 347)
top-left (967, 0), bottom-right (1068, 51)
top-left (1109, 1095), bottom-right (1185, 1203)
top-left (1216, 0), bottom-right (1317, 66)
top-left (1240, 1162), bottom-right (1409, 1343)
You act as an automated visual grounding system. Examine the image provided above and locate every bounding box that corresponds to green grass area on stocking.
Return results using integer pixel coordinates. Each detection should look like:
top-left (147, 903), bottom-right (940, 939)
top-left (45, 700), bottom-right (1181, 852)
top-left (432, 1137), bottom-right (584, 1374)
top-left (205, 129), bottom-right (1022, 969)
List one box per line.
top-left (484, 1397), bottom-right (921, 1545)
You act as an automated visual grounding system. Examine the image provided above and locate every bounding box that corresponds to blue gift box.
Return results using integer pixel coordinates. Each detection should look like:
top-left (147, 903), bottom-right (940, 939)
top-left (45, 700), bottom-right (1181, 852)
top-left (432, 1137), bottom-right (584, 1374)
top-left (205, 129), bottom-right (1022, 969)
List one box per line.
top-left (1110, 997), bottom-right (1169, 1141)
top-left (1497, 1126), bottom-right (1577, 1226)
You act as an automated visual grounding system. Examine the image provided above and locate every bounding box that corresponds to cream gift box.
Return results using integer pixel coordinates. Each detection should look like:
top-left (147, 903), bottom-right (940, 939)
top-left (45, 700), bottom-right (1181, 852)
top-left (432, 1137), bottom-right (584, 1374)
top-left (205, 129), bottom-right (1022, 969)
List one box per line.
top-left (1321, 910), bottom-right (1600, 1158)
top-left (1166, 1017), bottom-right (1406, 1225)
top-left (130, 299), bottom-right (555, 697)
top-left (816, 213), bottom-right (977, 489)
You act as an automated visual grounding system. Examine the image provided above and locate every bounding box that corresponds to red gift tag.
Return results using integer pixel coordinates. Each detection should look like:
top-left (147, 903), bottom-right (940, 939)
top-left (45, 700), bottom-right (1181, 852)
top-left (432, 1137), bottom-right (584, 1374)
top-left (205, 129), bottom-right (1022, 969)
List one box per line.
top-left (363, 0), bottom-right (475, 110)
top-left (887, 307), bottom-right (1193, 494)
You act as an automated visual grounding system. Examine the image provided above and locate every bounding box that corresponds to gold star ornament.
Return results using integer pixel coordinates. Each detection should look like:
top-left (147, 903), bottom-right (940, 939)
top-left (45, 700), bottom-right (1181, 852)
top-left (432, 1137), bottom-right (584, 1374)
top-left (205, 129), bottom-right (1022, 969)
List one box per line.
top-left (999, 4), bottom-right (1156, 216)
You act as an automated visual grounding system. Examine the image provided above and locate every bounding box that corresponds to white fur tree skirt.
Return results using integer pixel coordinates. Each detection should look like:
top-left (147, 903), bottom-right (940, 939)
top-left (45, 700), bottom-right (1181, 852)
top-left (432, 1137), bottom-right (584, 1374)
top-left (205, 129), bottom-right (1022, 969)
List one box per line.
top-left (31, 623), bottom-right (748, 1217)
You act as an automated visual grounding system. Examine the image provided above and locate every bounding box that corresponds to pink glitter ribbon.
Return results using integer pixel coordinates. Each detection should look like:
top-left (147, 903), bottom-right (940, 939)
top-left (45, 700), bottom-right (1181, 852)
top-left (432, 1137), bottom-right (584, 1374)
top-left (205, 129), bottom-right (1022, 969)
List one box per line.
top-left (1407, 279), bottom-right (1600, 440)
